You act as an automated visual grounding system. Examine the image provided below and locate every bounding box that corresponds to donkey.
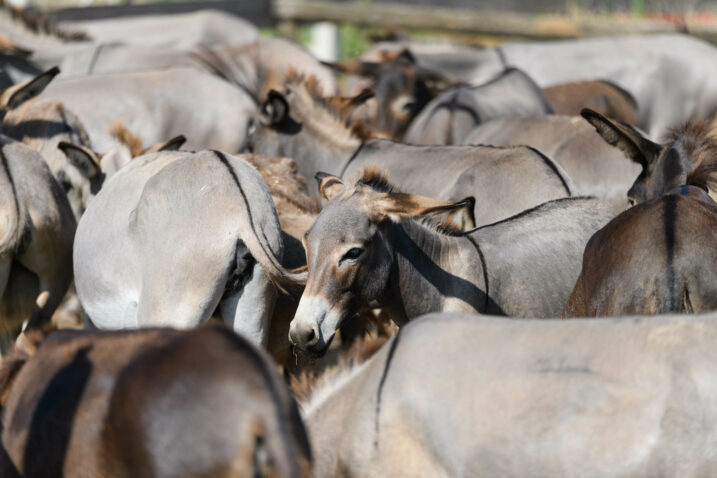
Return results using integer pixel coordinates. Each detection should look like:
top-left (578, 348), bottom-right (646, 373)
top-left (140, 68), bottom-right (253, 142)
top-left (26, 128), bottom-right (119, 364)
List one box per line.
top-left (248, 74), bottom-right (575, 226)
top-left (288, 170), bottom-right (614, 353)
top-left (367, 34), bottom-right (717, 137)
top-left (563, 185), bottom-right (717, 317)
top-left (582, 108), bottom-right (717, 205)
top-left (42, 67), bottom-right (257, 153)
top-left (74, 150), bottom-right (306, 346)
top-left (543, 79), bottom-right (638, 125)
top-left (304, 311), bottom-right (717, 477)
top-left (463, 115), bottom-right (641, 205)
top-left (0, 323), bottom-right (311, 477)
top-left (1, 68), bottom-right (185, 219)
top-left (59, 9), bottom-right (257, 49)
top-left (0, 136), bottom-right (75, 348)
top-left (324, 49), bottom-right (459, 139)
top-left (403, 67), bottom-right (554, 146)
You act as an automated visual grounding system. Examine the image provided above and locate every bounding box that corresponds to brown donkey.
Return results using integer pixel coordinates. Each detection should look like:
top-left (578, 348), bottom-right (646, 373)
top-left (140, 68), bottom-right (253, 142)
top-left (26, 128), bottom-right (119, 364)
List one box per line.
top-left (0, 324), bottom-right (311, 478)
top-left (582, 108), bottom-right (717, 204)
top-left (563, 185), bottom-right (717, 317)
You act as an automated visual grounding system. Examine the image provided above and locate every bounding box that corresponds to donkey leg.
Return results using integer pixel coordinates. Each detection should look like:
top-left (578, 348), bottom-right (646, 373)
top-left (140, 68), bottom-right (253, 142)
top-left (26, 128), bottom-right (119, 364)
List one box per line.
top-left (23, 273), bottom-right (71, 331)
top-left (220, 263), bottom-right (276, 347)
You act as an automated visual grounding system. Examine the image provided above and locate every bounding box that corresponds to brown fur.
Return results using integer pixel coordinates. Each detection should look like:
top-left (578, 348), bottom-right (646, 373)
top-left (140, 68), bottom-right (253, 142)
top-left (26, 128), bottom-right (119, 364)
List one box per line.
top-left (290, 333), bottom-right (389, 403)
top-left (244, 154), bottom-right (321, 218)
top-left (108, 119), bottom-right (144, 157)
top-left (355, 165), bottom-right (396, 193)
top-left (283, 69), bottom-right (376, 142)
top-left (351, 166), bottom-right (474, 235)
top-left (0, 324), bottom-right (53, 407)
top-left (663, 121), bottom-right (717, 192)
top-left (3, 98), bottom-right (91, 149)
top-left (1, 325), bottom-right (312, 477)
top-left (544, 80), bottom-right (638, 125)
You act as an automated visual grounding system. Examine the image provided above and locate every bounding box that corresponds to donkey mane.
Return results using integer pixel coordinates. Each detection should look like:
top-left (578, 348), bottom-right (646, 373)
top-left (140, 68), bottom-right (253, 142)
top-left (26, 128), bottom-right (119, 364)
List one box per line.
top-left (354, 166), bottom-right (469, 236)
top-left (283, 69), bottom-right (375, 143)
top-left (355, 165), bottom-right (396, 193)
top-left (109, 119), bottom-right (144, 157)
top-left (664, 121), bottom-right (717, 191)
top-left (0, 1), bottom-right (90, 42)
top-left (244, 154), bottom-right (321, 215)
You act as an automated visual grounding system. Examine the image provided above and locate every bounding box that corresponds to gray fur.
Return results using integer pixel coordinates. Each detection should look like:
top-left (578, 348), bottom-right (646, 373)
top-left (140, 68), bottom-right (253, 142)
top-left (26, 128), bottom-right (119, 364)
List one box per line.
top-left (404, 67), bottom-right (553, 145)
top-left (307, 311), bottom-right (717, 477)
top-left (0, 135), bottom-right (75, 343)
top-left (73, 150), bottom-right (303, 346)
top-left (464, 115), bottom-right (642, 205)
top-left (42, 67), bottom-right (257, 153)
top-left (291, 184), bottom-right (615, 353)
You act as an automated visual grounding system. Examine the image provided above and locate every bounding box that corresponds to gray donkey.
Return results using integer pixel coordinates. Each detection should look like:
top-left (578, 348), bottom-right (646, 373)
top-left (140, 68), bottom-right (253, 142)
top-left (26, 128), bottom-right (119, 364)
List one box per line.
top-left (74, 150), bottom-right (306, 346)
top-left (0, 135), bottom-right (75, 347)
top-left (289, 169), bottom-right (614, 353)
top-left (305, 311), bottom-right (717, 477)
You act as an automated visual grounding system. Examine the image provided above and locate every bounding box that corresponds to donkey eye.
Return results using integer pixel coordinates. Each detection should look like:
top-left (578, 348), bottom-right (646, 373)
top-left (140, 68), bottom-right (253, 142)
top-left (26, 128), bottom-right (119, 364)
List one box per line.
top-left (341, 247), bottom-right (364, 263)
top-left (402, 101), bottom-right (416, 112)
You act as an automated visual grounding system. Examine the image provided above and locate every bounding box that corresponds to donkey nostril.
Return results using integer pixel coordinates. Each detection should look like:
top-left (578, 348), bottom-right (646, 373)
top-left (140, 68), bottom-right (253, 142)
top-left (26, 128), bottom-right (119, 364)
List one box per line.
top-left (305, 329), bottom-right (316, 343)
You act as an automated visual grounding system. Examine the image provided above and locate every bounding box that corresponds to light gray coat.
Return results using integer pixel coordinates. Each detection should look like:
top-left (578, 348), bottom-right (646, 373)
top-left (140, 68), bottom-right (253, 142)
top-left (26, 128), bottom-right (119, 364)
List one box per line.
top-left (74, 150), bottom-right (303, 346)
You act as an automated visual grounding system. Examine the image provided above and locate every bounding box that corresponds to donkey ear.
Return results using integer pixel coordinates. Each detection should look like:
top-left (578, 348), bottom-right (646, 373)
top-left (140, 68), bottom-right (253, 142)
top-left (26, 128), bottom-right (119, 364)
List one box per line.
top-left (375, 193), bottom-right (476, 232)
top-left (349, 88), bottom-right (375, 106)
top-left (316, 172), bottom-right (345, 201)
top-left (581, 108), bottom-right (661, 168)
top-left (58, 142), bottom-right (101, 179)
top-left (261, 90), bottom-right (288, 126)
top-left (0, 66), bottom-right (60, 111)
top-left (143, 135), bottom-right (186, 154)
top-left (393, 48), bottom-right (417, 65)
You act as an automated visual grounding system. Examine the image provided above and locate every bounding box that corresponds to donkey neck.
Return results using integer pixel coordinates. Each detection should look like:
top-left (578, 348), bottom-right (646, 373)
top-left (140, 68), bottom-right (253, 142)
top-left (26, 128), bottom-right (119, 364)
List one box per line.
top-left (382, 220), bottom-right (488, 324)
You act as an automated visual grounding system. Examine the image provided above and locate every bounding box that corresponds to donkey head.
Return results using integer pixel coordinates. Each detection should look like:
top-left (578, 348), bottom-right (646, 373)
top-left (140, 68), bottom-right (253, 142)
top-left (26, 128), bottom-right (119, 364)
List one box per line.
top-left (289, 169), bottom-right (474, 354)
top-left (324, 49), bottom-right (459, 139)
top-left (582, 108), bottom-right (717, 204)
top-left (247, 75), bottom-right (375, 184)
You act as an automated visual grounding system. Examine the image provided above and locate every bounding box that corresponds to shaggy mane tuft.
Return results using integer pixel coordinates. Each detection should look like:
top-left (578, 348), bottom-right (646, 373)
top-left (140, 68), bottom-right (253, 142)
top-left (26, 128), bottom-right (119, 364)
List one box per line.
top-left (356, 165), bottom-right (397, 193)
top-left (664, 121), bottom-right (717, 191)
top-left (283, 69), bottom-right (375, 142)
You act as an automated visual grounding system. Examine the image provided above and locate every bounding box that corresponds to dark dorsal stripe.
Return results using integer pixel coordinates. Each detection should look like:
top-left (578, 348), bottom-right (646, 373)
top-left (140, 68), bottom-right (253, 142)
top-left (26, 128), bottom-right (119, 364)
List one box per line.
top-left (524, 146), bottom-right (573, 196)
top-left (663, 194), bottom-right (677, 311)
top-left (465, 235), bottom-right (490, 313)
top-left (339, 142), bottom-right (365, 178)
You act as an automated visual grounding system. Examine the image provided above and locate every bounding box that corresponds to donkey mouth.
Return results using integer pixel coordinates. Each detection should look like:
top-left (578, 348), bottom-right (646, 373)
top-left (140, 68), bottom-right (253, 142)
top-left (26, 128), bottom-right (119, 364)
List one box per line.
top-left (301, 333), bottom-right (335, 358)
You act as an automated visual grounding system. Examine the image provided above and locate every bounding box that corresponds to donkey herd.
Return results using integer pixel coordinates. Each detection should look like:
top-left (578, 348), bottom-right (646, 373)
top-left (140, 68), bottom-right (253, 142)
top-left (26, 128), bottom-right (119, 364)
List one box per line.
top-left (3, 2), bottom-right (717, 476)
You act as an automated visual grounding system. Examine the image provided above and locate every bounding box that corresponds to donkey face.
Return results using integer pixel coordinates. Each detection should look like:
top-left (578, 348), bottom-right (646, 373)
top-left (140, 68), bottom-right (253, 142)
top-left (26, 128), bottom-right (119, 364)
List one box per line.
top-left (581, 108), bottom-right (716, 204)
top-left (289, 171), bottom-right (474, 354)
top-left (325, 50), bottom-right (458, 139)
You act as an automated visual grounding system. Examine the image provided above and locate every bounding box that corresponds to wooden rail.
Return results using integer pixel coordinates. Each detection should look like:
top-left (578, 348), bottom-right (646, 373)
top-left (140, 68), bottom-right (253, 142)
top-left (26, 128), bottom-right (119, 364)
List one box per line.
top-left (272, 0), bottom-right (702, 41)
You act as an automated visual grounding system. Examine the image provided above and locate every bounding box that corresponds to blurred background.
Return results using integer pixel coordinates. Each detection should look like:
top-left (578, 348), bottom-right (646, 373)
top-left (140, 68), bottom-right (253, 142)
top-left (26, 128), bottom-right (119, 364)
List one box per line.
top-left (11, 0), bottom-right (717, 60)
